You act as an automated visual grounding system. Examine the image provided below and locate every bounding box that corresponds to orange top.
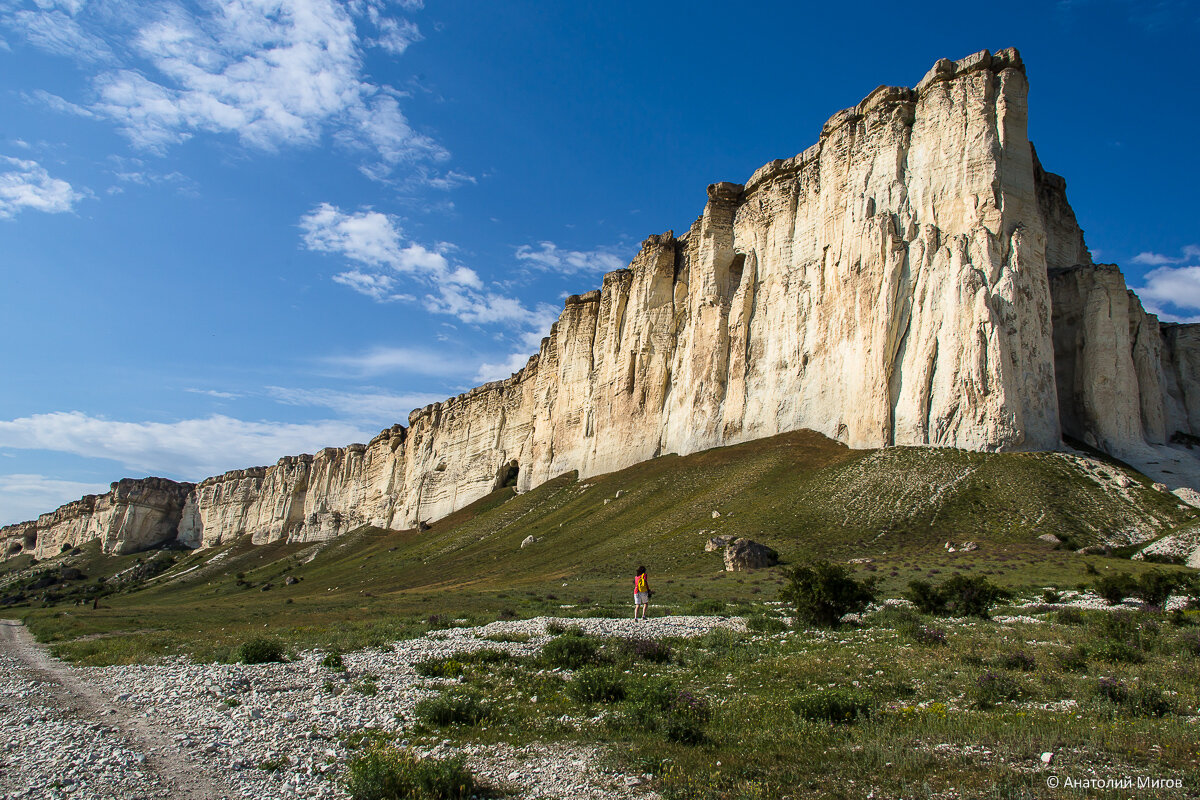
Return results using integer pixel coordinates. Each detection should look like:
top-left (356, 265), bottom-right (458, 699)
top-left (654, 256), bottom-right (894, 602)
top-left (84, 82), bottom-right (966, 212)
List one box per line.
top-left (634, 574), bottom-right (648, 593)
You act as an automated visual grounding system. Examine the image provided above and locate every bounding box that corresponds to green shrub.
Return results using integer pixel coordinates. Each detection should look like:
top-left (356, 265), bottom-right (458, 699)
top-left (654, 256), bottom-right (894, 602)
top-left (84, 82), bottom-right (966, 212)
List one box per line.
top-left (627, 682), bottom-right (710, 745)
top-left (321, 651), bottom-right (346, 671)
top-left (1134, 570), bottom-right (1195, 608)
top-left (781, 560), bottom-right (877, 629)
top-left (1053, 645), bottom-right (1089, 672)
top-left (906, 575), bottom-right (1012, 619)
top-left (1093, 573), bottom-right (1136, 605)
top-left (414, 658), bottom-right (465, 678)
top-left (745, 614), bottom-right (789, 634)
top-left (970, 671), bottom-right (1021, 709)
top-left (994, 650), bottom-right (1036, 672)
top-left (1054, 607), bottom-right (1086, 625)
top-left (413, 692), bottom-right (491, 727)
top-left (344, 746), bottom-right (475, 800)
top-left (538, 633), bottom-right (600, 670)
top-left (1094, 640), bottom-right (1144, 664)
top-left (235, 637), bottom-right (285, 664)
top-left (625, 638), bottom-right (672, 663)
top-left (1123, 686), bottom-right (1173, 718)
top-left (1042, 588), bottom-right (1063, 604)
top-left (1094, 679), bottom-right (1172, 718)
top-left (567, 666), bottom-right (626, 704)
top-left (791, 688), bottom-right (872, 724)
top-left (896, 616), bottom-right (947, 646)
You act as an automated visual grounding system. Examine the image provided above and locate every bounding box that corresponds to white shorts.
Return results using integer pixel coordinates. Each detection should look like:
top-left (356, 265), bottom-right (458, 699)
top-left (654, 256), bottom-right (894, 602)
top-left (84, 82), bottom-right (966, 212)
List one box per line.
top-left (634, 591), bottom-right (649, 605)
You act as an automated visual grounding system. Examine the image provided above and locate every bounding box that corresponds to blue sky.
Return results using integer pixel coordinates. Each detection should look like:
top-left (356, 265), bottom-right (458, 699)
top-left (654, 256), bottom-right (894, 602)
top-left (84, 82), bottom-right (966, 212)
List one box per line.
top-left (1, 0), bottom-right (1198, 525)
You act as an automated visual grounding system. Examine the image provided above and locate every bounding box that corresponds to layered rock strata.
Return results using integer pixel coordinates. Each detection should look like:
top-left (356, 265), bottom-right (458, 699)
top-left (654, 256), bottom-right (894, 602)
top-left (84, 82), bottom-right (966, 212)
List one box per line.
top-left (1, 478), bottom-right (193, 560)
top-left (5, 49), bottom-right (1200, 556)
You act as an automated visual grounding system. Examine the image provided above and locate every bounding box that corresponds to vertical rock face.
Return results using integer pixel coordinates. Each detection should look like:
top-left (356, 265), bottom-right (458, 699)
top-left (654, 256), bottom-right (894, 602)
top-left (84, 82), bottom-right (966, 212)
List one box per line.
top-left (7, 49), bottom-right (1200, 556)
top-left (0, 478), bottom-right (193, 560)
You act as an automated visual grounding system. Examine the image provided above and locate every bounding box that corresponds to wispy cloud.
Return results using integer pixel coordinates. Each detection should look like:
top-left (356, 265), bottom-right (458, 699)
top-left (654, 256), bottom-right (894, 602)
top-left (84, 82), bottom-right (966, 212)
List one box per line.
top-left (5, 0), bottom-right (442, 177)
top-left (1132, 245), bottom-right (1200, 267)
top-left (0, 411), bottom-right (373, 479)
top-left (184, 388), bottom-right (240, 400)
top-left (266, 386), bottom-right (441, 421)
top-left (516, 240), bottom-right (630, 275)
top-left (0, 156), bottom-right (87, 218)
top-left (300, 202), bottom-right (557, 333)
top-left (6, 8), bottom-right (113, 62)
top-left (0, 474), bottom-right (111, 527)
top-left (318, 345), bottom-right (476, 378)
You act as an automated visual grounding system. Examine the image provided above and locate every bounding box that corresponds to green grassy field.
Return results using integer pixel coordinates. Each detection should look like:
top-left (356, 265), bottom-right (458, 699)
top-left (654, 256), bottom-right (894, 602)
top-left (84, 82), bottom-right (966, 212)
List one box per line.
top-left (2, 430), bottom-right (1195, 666)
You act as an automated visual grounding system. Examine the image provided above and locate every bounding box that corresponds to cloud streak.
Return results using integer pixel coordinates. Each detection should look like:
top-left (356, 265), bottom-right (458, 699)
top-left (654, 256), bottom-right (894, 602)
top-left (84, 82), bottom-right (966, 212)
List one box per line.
top-left (0, 474), bottom-right (112, 527)
top-left (0, 156), bottom-right (86, 218)
top-left (0, 411), bottom-right (373, 479)
top-left (516, 240), bottom-right (630, 275)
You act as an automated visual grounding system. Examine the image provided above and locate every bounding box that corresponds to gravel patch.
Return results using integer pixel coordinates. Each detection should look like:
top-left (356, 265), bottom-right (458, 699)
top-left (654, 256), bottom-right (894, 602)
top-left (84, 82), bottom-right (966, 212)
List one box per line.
top-left (0, 615), bottom-right (740, 799)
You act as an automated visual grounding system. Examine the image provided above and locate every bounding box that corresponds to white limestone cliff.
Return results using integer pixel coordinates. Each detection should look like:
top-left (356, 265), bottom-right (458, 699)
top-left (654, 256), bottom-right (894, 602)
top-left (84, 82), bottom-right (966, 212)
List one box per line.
top-left (0, 478), bottom-right (193, 560)
top-left (6, 49), bottom-right (1200, 556)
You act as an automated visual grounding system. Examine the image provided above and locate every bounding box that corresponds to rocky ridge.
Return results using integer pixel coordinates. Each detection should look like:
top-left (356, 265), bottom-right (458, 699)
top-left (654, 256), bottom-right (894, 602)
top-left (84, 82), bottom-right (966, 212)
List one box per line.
top-left (5, 48), bottom-right (1200, 559)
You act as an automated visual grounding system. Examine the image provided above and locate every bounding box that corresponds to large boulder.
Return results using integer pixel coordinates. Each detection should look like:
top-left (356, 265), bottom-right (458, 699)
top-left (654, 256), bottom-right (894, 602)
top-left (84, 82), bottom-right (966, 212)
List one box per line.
top-left (705, 535), bottom-right (735, 552)
top-left (723, 538), bottom-right (778, 571)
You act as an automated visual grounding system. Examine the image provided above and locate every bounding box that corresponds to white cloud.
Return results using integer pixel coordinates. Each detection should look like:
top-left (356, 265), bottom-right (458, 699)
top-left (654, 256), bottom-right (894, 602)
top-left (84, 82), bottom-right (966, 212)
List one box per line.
top-left (516, 240), bottom-right (630, 275)
top-left (474, 352), bottom-right (535, 383)
top-left (1131, 245), bottom-right (1200, 267)
top-left (300, 202), bottom-right (548, 328)
top-left (8, 0), bottom-right (440, 175)
top-left (266, 386), bottom-right (441, 421)
top-left (0, 474), bottom-right (111, 527)
top-left (0, 157), bottom-right (86, 218)
top-left (1133, 252), bottom-right (1182, 266)
top-left (1133, 264), bottom-right (1200, 323)
top-left (8, 8), bottom-right (112, 61)
top-left (184, 388), bottom-right (240, 399)
top-left (0, 411), bottom-right (372, 479)
top-left (319, 345), bottom-right (475, 378)
top-left (25, 89), bottom-right (98, 118)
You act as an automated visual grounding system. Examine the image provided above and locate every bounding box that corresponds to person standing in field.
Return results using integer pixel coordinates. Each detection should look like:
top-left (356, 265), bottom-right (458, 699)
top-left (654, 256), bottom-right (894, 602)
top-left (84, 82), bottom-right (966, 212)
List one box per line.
top-left (633, 566), bottom-right (650, 620)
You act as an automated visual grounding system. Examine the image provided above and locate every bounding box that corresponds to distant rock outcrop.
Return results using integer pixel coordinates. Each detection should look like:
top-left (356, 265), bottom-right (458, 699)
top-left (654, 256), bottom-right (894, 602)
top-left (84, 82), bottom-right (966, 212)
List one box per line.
top-left (6, 49), bottom-right (1200, 558)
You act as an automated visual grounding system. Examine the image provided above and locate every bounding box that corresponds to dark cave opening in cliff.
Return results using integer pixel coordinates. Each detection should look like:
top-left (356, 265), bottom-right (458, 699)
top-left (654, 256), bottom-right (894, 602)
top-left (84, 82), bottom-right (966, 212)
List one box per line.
top-left (497, 460), bottom-right (520, 489)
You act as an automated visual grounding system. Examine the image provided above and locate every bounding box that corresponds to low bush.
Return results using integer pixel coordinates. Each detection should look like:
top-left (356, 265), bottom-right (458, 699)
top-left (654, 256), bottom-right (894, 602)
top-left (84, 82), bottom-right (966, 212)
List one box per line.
top-left (970, 671), bottom-right (1021, 709)
top-left (781, 560), bottom-right (877, 629)
top-left (896, 617), bottom-right (947, 646)
top-left (1054, 607), bottom-right (1086, 625)
top-left (689, 599), bottom-right (726, 614)
top-left (567, 666), bottom-right (627, 704)
top-left (745, 614), bottom-right (789, 634)
top-left (413, 692), bottom-right (491, 727)
top-left (1094, 679), bottom-right (1172, 718)
top-left (628, 682), bottom-right (711, 745)
top-left (791, 688), bottom-right (872, 724)
top-left (1053, 645), bottom-right (1089, 672)
top-left (1177, 631), bottom-right (1200, 657)
top-left (1041, 587), bottom-right (1063, 604)
top-left (906, 575), bottom-right (1012, 619)
top-left (414, 658), bottom-right (465, 678)
top-left (1133, 570), bottom-right (1196, 608)
top-left (538, 633), bottom-right (600, 670)
top-left (235, 637), bottom-right (285, 664)
top-left (626, 638), bottom-right (672, 663)
top-left (321, 651), bottom-right (346, 671)
top-left (1093, 573), bottom-right (1137, 605)
top-left (1094, 640), bottom-right (1144, 664)
top-left (344, 746), bottom-right (475, 800)
top-left (994, 650), bottom-right (1036, 672)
